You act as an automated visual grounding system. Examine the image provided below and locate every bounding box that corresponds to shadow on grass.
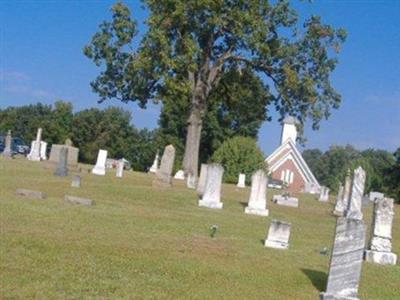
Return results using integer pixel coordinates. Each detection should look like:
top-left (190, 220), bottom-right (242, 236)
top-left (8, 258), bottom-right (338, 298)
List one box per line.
top-left (301, 268), bottom-right (327, 292)
top-left (239, 201), bottom-right (247, 208)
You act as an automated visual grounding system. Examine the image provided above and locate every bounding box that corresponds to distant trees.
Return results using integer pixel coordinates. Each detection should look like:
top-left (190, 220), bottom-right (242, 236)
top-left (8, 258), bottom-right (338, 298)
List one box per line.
top-left (303, 145), bottom-right (398, 201)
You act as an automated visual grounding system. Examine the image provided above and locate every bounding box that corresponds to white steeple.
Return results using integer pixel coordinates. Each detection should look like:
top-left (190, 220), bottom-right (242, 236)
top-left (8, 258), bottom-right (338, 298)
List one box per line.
top-left (280, 116), bottom-right (298, 145)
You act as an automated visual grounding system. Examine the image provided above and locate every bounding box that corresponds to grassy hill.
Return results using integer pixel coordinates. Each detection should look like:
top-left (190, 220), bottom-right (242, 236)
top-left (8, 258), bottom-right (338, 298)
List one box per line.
top-left (1, 157), bottom-right (399, 299)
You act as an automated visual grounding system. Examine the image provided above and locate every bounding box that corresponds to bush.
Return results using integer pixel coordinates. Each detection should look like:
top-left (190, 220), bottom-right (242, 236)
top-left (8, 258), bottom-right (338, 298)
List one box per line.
top-left (211, 136), bottom-right (266, 184)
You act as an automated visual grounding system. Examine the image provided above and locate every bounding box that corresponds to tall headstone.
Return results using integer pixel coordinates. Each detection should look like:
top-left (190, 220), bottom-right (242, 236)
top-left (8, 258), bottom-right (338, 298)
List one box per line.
top-left (92, 149), bottom-right (108, 176)
top-left (364, 197), bottom-right (397, 265)
top-left (341, 169), bottom-right (352, 214)
top-left (27, 128), bottom-right (42, 161)
top-left (153, 145), bottom-right (175, 188)
top-left (186, 172), bottom-right (197, 189)
top-left (318, 186), bottom-right (330, 202)
top-left (116, 160), bottom-right (124, 178)
top-left (245, 170), bottom-right (269, 216)
top-left (149, 151), bottom-right (159, 173)
top-left (333, 183), bottom-right (346, 216)
top-left (198, 163), bottom-right (224, 209)
top-left (345, 166), bottom-right (366, 220)
top-left (237, 173), bottom-right (246, 188)
top-left (174, 170), bottom-right (185, 180)
top-left (197, 164), bottom-right (209, 198)
top-left (264, 220), bottom-right (291, 249)
top-left (54, 147), bottom-right (68, 177)
top-left (40, 141), bottom-right (47, 160)
top-left (2, 130), bottom-right (12, 157)
top-left (321, 217), bottom-right (366, 300)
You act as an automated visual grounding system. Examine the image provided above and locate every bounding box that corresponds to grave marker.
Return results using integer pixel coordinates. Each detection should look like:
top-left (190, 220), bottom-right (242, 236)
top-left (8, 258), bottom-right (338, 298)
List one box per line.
top-left (245, 170), bottom-right (269, 216)
top-left (198, 163), bottom-right (224, 209)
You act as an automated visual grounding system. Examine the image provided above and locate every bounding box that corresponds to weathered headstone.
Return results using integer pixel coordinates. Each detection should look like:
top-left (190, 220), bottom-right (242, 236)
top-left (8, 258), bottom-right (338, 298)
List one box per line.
top-left (237, 173), bottom-right (246, 188)
top-left (264, 220), bottom-right (291, 249)
top-left (186, 172), bottom-right (197, 189)
top-left (71, 175), bottom-right (81, 188)
top-left (369, 191), bottom-right (384, 202)
top-left (153, 145), bottom-right (175, 188)
top-left (40, 141), bottom-right (47, 160)
top-left (92, 149), bottom-right (108, 176)
top-left (54, 147), bottom-right (68, 176)
top-left (64, 195), bottom-right (95, 206)
top-left (198, 163), bottom-right (224, 209)
top-left (116, 160), bottom-right (124, 178)
top-left (27, 128), bottom-right (42, 161)
top-left (333, 183), bottom-right (345, 216)
top-left (321, 217), bottom-right (366, 300)
top-left (197, 164), bottom-right (209, 197)
top-left (174, 170), bottom-right (185, 180)
top-left (364, 197), bottom-right (397, 265)
top-left (272, 194), bottom-right (299, 208)
top-left (2, 130), bottom-right (12, 157)
top-left (149, 151), bottom-right (159, 173)
top-left (245, 170), bottom-right (269, 216)
top-left (16, 188), bottom-right (47, 200)
top-left (318, 186), bottom-right (330, 202)
top-left (49, 144), bottom-right (79, 168)
top-left (345, 166), bottom-right (366, 220)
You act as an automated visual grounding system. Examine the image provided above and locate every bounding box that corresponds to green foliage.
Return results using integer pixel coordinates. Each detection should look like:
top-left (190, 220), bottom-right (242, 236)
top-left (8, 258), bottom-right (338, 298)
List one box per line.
top-left (211, 136), bottom-right (265, 184)
top-left (303, 145), bottom-right (397, 195)
top-left (383, 148), bottom-right (400, 203)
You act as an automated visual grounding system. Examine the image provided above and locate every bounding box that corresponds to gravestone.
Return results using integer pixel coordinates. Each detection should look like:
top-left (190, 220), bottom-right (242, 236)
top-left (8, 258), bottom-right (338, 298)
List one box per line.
top-left (321, 217), bottom-right (366, 300)
top-left (149, 151), bottom-right (159, 173)
top-left (197, 164), bottom-right (209, 198)
top-left (92, 149), bottom-right (108, 176)
top-left (345, 166), bottom-right (366, 220)
top-left (116, 160), bottom-right (124, 178)
top-left (40, 141), bottom-right (47, 160)
top-left (264, 220), bottom-right (291, 249)
top-left (16, 188), bottom-right (47, 200)
top-left (272, 194), bottom-right (299, 208)
top-left (198, 163), bottom-right (224, 209)
top-left (27, 128), bottom-right (42, 161)
top-left (64, 195), bottom-right (95, 206)
top-left (49, 143), bottom-right (79, 168)
top-left (341, 169), bottom-right (352, 214)
top-left (237, 173), bottom-right (246, 188)
top-left (153, 145), bottom-right (175, 188)
top-left (364, 197), bottom-right (397, 265)
top-left (71, 175), bottom-right (81, 188)
top-left (369, 191), bottom-right (384, 202)
top-left (245, 170), bottom-right (269, 216)
top-left (186, 172), bottom-right (197, 189)
top-left (2, 130), bottom-right (12, 157)
top-left (333, 183), bottom-right (345, 216)
top-left (318, 186), bottom-right (330, 202)
top-left (174, 170), bottom-right (185, 180)
top-left (54, 147), bottom-right (68, 177)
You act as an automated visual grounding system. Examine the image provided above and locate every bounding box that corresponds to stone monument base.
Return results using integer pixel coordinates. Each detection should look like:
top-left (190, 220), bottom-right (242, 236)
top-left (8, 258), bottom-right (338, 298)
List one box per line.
top-left (273, 195), bottom-right (299, 208)
top-left (92, 166), bottom-right (106, 176)
top-left (198, 200), bottom-right (223, 209)
top-left (332, 210), bottom-right (344, 217)
top-left (364, 250), bottom-right (397, 265)
top-left (245, 207), bottom-right (269, 216)
top-left (320, 292), bottom-right (359, 300)
top-left (264, 239), bottom-right (288, 250)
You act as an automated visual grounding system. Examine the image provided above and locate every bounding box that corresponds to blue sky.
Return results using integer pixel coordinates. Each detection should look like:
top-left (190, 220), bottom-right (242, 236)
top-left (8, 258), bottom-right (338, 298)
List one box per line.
top-left (1, 1), bottom-right (399, 155)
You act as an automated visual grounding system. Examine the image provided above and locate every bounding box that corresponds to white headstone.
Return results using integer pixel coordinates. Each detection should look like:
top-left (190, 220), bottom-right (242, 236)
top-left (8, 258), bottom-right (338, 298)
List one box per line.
top-left (237, 173), bottom-right (246, 188)
top-left (27, 128), bottom-right (42, 161)
top-left (174, 170), bottom-right (185, 180)
top-left (272, 194), bottom-right (298, 208)
top-left (369, 191), bottom-right (384, 202)
top-left (149, 151), bottom-right (159, 173)
top-left (333, 183), bottom-right (345, 216)
top-left (264, 220), bottom-right (291, 250)
top-left (245, 170), bottom-right (269, 216)
top-left (40, 141), bottom-right (47, 160)
top-left (116, 160), bottom-right (124, 178)
top-left (186, 173), bottom-right (197, 189)
top-left (197, 164), bottom-right (209, 197)
top-left (198, 163), bottom-right (224, 209)
top-left (318, 186), bottom-right (330, 202)
top-left (2, 130), bottom-right (12, 157)
top-left (345, 166), bottom-right (366, 220)
top-left (92, 149), bottom-right (108, 176)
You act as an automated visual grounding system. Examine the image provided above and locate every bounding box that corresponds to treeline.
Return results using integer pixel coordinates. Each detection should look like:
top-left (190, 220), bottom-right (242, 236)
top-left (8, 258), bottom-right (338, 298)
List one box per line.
top-left (303, 145), bottom-right (400, 201)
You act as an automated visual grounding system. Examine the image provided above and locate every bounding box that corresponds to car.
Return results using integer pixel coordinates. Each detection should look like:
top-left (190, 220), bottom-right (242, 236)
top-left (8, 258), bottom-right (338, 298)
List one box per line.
top-left (0, 135), bottom-right (30, 155)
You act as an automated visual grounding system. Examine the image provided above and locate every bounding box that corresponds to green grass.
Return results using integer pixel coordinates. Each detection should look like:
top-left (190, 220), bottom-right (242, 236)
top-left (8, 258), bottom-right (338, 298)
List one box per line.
top-left (0, 157), bottom-right (399, 299)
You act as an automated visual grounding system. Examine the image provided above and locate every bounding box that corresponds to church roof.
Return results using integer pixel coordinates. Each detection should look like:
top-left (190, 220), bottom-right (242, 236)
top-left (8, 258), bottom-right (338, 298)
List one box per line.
top-left (265, 138), bottom-right (320, 187)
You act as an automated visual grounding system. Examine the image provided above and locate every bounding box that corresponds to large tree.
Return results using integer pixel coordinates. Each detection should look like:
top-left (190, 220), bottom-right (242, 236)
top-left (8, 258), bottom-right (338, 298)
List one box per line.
top-left (84, 1), bottom-right (346, 177)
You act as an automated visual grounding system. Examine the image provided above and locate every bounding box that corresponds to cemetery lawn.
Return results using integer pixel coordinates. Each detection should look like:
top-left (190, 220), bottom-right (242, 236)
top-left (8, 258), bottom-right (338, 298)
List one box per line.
top-left (1, 157), bottom-right (399, 300)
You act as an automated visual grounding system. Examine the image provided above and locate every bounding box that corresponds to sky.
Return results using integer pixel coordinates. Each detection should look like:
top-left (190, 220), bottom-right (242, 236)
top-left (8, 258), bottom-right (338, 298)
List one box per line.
top-left (1, 0), bottom-right (399, 155)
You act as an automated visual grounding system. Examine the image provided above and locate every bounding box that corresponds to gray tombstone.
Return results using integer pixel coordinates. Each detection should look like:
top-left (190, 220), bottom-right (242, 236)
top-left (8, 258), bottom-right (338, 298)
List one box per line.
top-left (116, 160), bottom-right (124, 178)
top-left (333, 183), bottom-right (345, 216)
top-left (345, 166), bottom-right (366, 220)
top-left (49, 144), bottom-right (79, 168)
top-left (321, 217), bottom-right (366, 300)
top-left (364, 197), bottom-right (397, 265)
top-left (2, 130), bottom-right (12, 157)
top-left (153, 145), bottom-right (175, 188)
top-left (54, 147), bottom-right (68, 177)
top-left (245, 170), bottom-right (269, 216)
top-left (264, 220), bottom-right (291, 250)
top-left (369, 191), bottom-right (384, 203)
top-left (272, 194), bottom-right (299, 208)
top-left (16, 188), bottom-right (47, 200)
top-left (64, 195), bottom-right (95, 206)
top-left (318, 186), bottom-right (330, 202)
top-left (186, 172), bottom-right (197, 189)
top-left (71, 175), bottom-right (81, 188)
top-left (198, 163), bottom-right (224, 209)
top-left (197, 164), bottom-right (209, 198)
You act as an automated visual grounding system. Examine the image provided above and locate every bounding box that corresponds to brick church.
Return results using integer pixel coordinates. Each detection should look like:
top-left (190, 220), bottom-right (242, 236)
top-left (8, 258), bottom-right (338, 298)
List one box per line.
top-left (265, 117), bottom-right (320, 193)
